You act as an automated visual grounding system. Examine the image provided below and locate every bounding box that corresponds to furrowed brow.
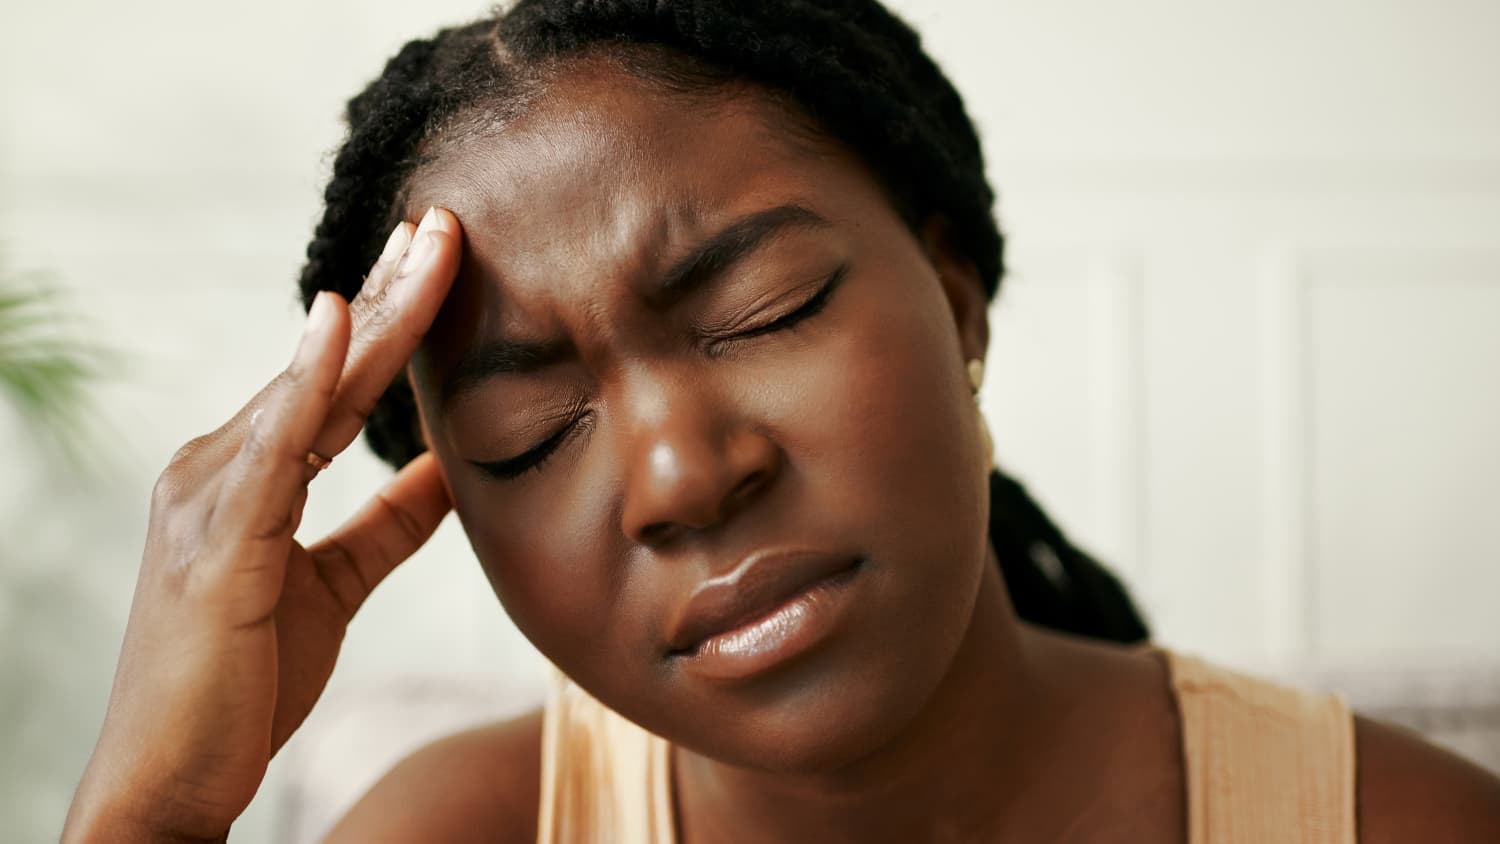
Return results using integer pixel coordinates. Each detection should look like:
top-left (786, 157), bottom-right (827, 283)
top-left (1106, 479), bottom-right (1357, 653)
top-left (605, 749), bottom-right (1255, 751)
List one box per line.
top-left (439, 203), bottom-right (830, 409)
top-left (440, 336), bottom-right (572, 410)
top-left (647, 203), bottom-right (831, 309)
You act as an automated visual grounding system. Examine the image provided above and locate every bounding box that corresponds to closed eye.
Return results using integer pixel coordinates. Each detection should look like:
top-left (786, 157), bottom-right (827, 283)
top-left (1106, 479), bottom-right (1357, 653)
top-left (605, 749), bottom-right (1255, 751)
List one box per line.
top-left (471, 403), bottom-right (590, 482)
top-left (468, 265), bottom-right (847, 483)
top-left (472, 422), bottom-right (572, 482)
top-left (719, 263), bottom-right (848, 346)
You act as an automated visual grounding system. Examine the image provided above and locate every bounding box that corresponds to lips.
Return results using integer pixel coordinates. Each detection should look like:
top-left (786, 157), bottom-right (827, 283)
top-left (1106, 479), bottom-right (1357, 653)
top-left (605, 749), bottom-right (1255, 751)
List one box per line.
top-left (667, 548), bottom-right (862, 658)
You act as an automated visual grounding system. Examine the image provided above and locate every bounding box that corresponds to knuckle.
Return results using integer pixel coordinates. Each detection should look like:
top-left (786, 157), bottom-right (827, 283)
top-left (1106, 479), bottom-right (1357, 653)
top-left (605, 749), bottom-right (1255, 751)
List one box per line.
top-left (167, 435), bottom-right (212, 472)
top-left (269, 358), bottom-right (330, 407)
top-left (375, 493), bottom-right (426, 549)
top-left (350, 283), bottom-right (397, 335)
top-left (247, 508), bottom-right (296, 544)
top-left (237, 415), bottom-right (299, 468)
top-left (150, 468), bottom-right (184, 511)
top-left (237, 426), bottom-right (276, 465)
top-left (142, 506), bottom-right (211, 596)
top-left (270, 367), bottom-right (299, 392)
top-left (307, 365), bottom-right (339, 403)
top-left (278, 360), bottom-right (314, 393)
top-left (154, 440), bottom-right (210, 508)
top-left (325, 390), bottom-right (380, 431)
top-left (310, 540), bottom-right (371, 619)
top-left (347, 392), bottom-right (381, 424)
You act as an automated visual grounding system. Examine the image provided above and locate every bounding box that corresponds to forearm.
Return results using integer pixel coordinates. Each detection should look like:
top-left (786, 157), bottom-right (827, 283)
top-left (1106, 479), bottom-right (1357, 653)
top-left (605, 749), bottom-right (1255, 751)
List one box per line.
top-left (63, 755), bottom-right (229, 844)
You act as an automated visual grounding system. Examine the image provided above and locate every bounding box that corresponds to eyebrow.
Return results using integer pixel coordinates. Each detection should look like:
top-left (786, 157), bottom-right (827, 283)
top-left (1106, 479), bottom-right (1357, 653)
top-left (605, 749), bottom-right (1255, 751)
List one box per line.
top-left (440, 202), bottom-right (831, 409)
top-left (647, 202), bottom-right (831, 309)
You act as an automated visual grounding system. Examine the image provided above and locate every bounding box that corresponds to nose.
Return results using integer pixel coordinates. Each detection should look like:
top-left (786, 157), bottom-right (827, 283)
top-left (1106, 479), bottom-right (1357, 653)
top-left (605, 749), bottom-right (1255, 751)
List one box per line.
top-left (618, 376), bottom-right (781, 547)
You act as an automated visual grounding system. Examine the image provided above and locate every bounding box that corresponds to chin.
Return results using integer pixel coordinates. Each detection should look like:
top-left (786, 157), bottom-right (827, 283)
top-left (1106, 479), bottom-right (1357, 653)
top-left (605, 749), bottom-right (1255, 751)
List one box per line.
top-left (655, 567), bottom-right (980, 774)
top-left (742, 654), bottom-right (955, 774)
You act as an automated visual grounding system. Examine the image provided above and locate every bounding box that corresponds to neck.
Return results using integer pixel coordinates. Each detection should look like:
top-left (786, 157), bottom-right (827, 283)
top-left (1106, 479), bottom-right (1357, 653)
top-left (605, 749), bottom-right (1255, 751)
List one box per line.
top-left (673, 552), bottom-right (1068, 842)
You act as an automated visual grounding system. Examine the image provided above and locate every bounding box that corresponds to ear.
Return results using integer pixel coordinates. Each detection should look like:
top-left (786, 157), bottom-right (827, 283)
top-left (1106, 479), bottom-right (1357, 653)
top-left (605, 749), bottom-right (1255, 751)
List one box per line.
top-left (918, 216), bottom-right (990, 365)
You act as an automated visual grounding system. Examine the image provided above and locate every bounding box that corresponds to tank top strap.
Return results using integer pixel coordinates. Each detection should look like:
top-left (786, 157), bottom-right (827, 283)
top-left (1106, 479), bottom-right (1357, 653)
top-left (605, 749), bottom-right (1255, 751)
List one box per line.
top-left (1161, 649), bottom-right (1357, 844)
top-left (536, 649), bottom-right (1355, 842)
top-left (537, 667), bottom-right (676, 844)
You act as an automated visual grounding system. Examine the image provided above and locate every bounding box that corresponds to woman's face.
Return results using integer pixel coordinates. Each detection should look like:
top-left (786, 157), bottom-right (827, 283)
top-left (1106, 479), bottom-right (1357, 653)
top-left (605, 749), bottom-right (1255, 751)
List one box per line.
top-left (405, 59), bottom-right (994, 772)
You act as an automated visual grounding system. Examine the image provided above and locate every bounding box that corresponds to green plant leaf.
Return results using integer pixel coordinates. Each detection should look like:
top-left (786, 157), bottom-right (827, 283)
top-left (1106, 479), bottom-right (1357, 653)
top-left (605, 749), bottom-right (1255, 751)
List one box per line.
top-left (0, 261), bottom-right (112, 470)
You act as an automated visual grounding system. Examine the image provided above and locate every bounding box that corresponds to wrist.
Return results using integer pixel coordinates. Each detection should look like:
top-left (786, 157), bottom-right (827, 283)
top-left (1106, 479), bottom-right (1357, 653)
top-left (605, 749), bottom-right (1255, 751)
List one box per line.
top-left (64, 757), bottom-right (230, 844)
top-left (64, 798), bottom-right (227, 844)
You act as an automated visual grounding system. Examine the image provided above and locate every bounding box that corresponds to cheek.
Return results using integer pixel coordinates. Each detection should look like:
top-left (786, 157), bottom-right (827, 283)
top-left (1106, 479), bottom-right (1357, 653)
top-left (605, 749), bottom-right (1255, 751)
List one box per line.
top-left (449, 482), bottom-right (623, 660)
top-left (772, 264), bottom-right (978, 526)
top-left (778, 261), bottom-right (990, 652)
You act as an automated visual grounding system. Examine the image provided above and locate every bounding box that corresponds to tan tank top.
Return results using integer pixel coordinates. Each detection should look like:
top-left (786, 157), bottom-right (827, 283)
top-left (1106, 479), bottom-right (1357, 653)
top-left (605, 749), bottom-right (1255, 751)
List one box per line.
top-left (536, 648), bottom-right (1357, 843)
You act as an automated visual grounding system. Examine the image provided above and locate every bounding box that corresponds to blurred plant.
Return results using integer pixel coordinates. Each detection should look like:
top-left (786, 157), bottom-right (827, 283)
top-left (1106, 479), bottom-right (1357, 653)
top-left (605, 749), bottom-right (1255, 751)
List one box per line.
top-left (0, 258), bottom-right (122, 839)
top-left (0, 258), bottom-right (109, 467)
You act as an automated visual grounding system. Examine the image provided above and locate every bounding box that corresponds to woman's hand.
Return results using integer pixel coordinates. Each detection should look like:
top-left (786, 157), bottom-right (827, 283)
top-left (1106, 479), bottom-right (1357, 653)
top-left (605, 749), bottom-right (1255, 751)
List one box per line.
top-left (63, 208), bottom-right (463, 843)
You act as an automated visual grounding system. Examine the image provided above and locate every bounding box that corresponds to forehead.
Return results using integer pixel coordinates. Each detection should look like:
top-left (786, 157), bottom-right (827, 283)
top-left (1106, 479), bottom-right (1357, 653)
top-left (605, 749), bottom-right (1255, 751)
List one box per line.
top-left (408, 55), bottom-right (834, 206)
top-left (401, 60), bottom-right (859, 307)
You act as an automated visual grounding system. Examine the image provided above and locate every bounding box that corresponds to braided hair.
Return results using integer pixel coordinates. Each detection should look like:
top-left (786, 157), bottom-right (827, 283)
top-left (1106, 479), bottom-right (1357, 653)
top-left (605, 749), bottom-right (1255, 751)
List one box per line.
top-left (296, 0), bottom-right (1149, 644)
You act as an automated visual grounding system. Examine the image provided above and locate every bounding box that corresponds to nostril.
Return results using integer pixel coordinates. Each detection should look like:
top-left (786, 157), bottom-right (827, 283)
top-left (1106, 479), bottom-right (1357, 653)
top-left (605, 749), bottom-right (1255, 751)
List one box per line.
top-left (639, 521), bottom-right (678, 546)
top-left (635, 470), bottom-right (768, 547)
top-left (728, 469), bottom-right (769, 511)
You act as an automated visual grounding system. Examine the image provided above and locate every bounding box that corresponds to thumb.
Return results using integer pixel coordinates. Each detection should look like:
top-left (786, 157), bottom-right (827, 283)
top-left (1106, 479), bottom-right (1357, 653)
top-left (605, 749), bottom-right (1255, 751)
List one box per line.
top-left (302, 452), bottom-right (453, 619)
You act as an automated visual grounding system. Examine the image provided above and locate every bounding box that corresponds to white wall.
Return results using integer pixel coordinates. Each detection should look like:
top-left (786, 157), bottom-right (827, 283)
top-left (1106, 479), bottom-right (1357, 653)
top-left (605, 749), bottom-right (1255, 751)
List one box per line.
top-left (2, 1), bottom-right (1496, 840)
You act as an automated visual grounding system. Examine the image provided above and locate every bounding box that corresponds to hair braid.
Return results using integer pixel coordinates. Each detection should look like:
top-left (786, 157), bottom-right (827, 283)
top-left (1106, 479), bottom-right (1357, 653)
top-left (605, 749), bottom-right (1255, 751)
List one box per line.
top-left (295, 0), bottom-right (1147, 642)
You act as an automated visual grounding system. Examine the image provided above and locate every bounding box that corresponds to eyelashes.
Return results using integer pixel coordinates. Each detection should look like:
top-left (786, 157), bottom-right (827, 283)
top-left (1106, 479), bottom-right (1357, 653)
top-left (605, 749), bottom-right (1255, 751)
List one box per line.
top-left (472, 415), bottom-right (583, 481)
top-left (708, 263), bottom-right (847, 348)
top-left (472, 393), bottom-right (592, 482)
top-left (471, 264), bottom-right (848, 483)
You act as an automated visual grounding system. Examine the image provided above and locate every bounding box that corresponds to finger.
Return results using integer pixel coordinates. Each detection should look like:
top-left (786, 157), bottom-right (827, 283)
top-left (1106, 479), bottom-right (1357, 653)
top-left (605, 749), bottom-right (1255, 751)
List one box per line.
top-left (309, 207), bottom-right (462, 464)
top-left (165, 219), bottom-right (417, 476)
top-left (208, 290), bottom-right (352, 553)
top-left (302, 452), bottom-right (453, 619)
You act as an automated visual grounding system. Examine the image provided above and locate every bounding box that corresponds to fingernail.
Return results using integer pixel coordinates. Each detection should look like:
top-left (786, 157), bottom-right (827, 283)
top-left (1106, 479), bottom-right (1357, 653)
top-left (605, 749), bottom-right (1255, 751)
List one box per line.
top-left (296, 291), bottom-right (334, 361)
top-left (379, 221), bottom-right (412, 264)
top-left (398, 208), bottom-right (441, 275)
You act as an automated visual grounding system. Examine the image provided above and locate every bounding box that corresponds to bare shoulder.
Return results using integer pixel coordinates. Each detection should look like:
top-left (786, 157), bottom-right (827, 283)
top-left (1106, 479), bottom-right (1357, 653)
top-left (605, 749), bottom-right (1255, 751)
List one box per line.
top-left (1356, 714), bottom-right (1500, 843)
top-left (322, 707), bottom-right (545, 844)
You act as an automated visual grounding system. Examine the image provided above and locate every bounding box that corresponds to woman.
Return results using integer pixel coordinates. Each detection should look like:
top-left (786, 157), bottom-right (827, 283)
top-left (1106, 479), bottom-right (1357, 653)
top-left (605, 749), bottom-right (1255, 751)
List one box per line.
top-left (64, 1), bottom-right (1500, 841)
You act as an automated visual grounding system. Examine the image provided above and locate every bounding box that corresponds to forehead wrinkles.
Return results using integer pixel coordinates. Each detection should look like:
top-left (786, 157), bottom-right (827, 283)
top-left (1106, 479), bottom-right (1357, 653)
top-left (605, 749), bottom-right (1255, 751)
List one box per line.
top-left (403, 62), bottom-right (841, 360)
top-left (409, 91), bottom-right (771, 302)
top-left (419, 143), bottom-right (714, 373)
